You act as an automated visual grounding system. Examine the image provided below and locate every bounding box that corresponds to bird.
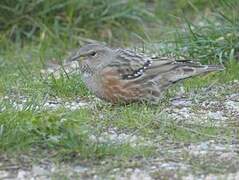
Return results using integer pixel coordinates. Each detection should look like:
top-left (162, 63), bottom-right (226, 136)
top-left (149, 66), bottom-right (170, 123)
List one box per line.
top-left (68, 43), bottom-right (224, 104)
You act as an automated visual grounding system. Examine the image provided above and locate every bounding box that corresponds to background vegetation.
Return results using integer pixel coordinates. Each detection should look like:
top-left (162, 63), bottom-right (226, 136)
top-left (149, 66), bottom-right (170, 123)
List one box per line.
top-left (1, 0), bottom-right (238, 59)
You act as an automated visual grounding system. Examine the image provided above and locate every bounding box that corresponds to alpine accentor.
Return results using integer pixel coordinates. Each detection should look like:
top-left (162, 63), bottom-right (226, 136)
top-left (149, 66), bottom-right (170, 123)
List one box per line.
top-left (68, 43), bottom-right (224, 104)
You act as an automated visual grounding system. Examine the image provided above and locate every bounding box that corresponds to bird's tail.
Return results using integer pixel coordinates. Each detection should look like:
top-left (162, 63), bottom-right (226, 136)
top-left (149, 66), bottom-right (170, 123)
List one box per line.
top-left (167, 63), bottom-right (224, 83)
top-left (200, 64), bottom-right (225, 72)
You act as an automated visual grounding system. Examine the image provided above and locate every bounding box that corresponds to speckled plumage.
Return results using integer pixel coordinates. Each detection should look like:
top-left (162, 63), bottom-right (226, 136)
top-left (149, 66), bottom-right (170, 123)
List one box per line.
top-left (68, 43), bottom-right (224, 104)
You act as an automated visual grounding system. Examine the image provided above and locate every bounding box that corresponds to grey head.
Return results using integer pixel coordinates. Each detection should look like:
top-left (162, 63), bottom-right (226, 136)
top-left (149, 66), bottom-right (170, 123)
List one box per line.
top-left (69, 43), bottom-right (114, 75)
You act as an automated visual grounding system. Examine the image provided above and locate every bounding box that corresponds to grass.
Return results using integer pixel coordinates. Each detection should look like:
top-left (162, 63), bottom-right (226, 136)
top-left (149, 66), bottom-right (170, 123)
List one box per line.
top-left (0, 108), bottom-right (154, 159)
top-left (0, 0), bottom-right (239, 178)
top-left (0, 0), bottom-right (154, 45)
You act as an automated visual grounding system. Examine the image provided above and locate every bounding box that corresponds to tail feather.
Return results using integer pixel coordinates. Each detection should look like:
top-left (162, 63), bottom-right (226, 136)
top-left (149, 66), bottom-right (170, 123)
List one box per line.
top-left (201, 64), bottom-right (225, 72)
top-left (167, 63), bottom-right (224, 83)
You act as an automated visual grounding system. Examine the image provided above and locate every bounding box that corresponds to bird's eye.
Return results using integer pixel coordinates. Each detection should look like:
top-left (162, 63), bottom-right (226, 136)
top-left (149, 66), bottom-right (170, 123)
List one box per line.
top-left (90, 51), bottom-right (97, 57)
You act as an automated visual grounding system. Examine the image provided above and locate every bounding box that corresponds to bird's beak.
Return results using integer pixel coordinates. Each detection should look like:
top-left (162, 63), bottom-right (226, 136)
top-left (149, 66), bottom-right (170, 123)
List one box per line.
top-left (69, 53), bottom-right (84, 62)
top-left (70, 55), bottom-right (80, 62)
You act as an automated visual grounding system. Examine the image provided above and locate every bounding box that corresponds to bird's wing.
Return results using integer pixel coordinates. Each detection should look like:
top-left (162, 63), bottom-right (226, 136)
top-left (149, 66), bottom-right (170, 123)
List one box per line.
top-left (110, 49), bottom-right (223, 83)
top-left (110, 49), bottom-right (174, 80)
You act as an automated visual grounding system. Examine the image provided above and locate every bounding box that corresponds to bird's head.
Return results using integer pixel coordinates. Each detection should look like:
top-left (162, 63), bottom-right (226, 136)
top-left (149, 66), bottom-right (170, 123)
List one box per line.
top-left (69, 43), bottom-right (113, 75)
